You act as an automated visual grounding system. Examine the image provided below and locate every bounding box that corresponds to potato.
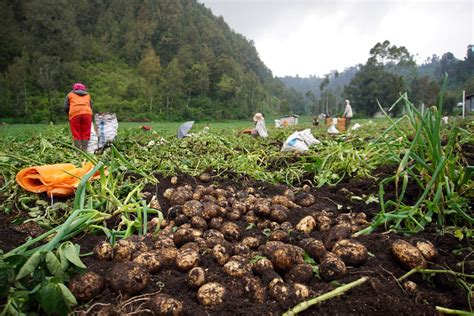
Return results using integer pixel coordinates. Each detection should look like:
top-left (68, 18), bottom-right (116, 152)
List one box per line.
top-left (223, 258), bottom-right (251, 277)
top-left (403, 280), bottom-right (418, 295)
top-left (212, 244), bottom-right (231, 265)
top-left (94, 240), bottom-right (113, 261)
top-left (245, 212), bottom-right (259, 224)
top-left (68, 271), bottom-right (105, 301)
top-left (254, 199), bottom-right (271, 217)
top-left (175, 248), bottom-right (200, 271)
top-left (147, 293), bottom-right (183, 316)
top-left (113, 239), bottom-right (135, 262)
top-left (217, 195), bottom-right (229, 208)
top-left (296, 216), bottom-right (317, 234)
top-left (203, 229), bottom-right (225, 240)
top-left (155, 237), bottom-right (175, 249)
top-left (271, 195), bottom-right (295, 208)
top-left (202, 194), bottom-right (217, 204)
top-left (170, 176), bottom-right (178, 185)
top-left (173, 227), bottom-right (195, 247)
top-left (244, 277), bottom-right (266, 303)
top-left (285, 264), bottom-right (313, 283)
top-left (244, 195), bottom-right (257, 210)
top-left (170, 187), bottom-right (193, 205)
top-left (280, 221), bottom-right (293, 231)
top-left (415, 239), bottom-right (437, 261)
top-left (187, 267), bottom-right (206, 288)
top-left (268, 279), bottom-right (289, 302)
top-left (163, 188), bottom-right (175, 200)
top-left (269, 230), bottom-right (289, 242)
top-left (270, 222), bottom-right (280, 231)
top-left (270, 246), bottom-right (296, 272)
top-left (316, 214), bottom-right (333, 232)
top-left (292, 283), bottom-right (310, 300)
top-left (333, 239), bottom-right (368, 266)
top-left (294, 192), bottom-right (315, 207)
top-left (208, 216), bottom-right (224, 229)
top-left (319, 252), bottom-right (347, 282)
top-left (219, 222), bottom-right (241, 241)
top-left (133, 251), bottom-right (162, 273)
top-left (174, 214), bottom-right (188, 226)
top-left (108, 262), bottom-right (150, 295)
top-left (227, 209), bottom-right (241, 221)
top-left (201, 202), bottom-right (220, 220)
top-left (252, 257), bottom-right (274, 275)
top-left (242, 236), bottom-right (260, 249)
top-left (259, 241), bottom-right (287, 256)
top-left (197, 283), bottom-right (226, 306)
top-left (232, 243), bottom-right (251, 256)
top-left (267, 205), bottom-right (288, 224)
top-left (159, 247), bottom-right (178, 267)
top-left (232, 200), bottom-right (247, 213)
top-left (182, 200), bottom-right (203, 218)
top-left (189, 216), bottom-right (207, 231)
top-left (199, 173), bottom-right (211, 183)
top-left (391, 240), bottom-right (427, 270)
top-left (180, 242), bottom-right (200, 252)
top-left (324, 223), bottom-right (352, 250)
top-left (299, 238), bottom-right (326, 262)
top-left (283, 188), bottom-right (295, 201)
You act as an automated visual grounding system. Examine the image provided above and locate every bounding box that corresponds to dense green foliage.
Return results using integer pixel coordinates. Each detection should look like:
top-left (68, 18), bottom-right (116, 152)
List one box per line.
top-left (0, 0), bottom-right (304, 123)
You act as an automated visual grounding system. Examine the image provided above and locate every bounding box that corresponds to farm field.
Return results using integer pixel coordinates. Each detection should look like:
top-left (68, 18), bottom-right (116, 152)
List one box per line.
top-left (0, 108), bottom-right (473, 315)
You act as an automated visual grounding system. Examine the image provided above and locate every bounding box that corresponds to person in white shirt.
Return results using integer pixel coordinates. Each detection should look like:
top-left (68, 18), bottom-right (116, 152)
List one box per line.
top-left (343, 99), bottom-right (353, 129)
top-left (252, 112), bottom-right (268, 138)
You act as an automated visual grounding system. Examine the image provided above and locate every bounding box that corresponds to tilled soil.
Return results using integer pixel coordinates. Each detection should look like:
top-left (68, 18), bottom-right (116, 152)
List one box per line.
top-left (1, 171), bottom-right (471, 315)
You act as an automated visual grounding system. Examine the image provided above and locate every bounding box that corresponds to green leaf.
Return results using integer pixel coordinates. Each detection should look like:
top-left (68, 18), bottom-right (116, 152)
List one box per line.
top-left (16, 252), bottom-right (42, 280)
top-left (36, 282), bottom-right (70, 315)
top-left (58, 247), bottom-right (69, 271)
top-left (454, 229), bottom-right (464, 241)
top-left (45, 252), bottom-right (63, 276)
top-left (63, 243), bottom-right (86, 269)
top-left (57, 283), bottom-right (77, 306)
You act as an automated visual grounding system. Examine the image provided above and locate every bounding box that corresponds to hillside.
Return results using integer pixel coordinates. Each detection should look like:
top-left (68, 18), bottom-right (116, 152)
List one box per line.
top-left (0, 0), bottom-right (303, 122)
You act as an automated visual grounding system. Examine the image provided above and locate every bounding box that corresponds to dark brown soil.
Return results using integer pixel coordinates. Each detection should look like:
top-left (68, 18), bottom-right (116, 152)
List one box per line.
top-left (1, 173), bottom-right (472, 315)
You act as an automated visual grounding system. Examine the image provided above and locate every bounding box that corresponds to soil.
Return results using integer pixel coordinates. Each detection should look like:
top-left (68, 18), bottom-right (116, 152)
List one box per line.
top-left (1, 172), bottom-right (472, 315)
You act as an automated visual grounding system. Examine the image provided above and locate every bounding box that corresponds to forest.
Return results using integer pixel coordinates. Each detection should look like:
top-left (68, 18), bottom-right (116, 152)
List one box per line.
top-left (0, 0), bottom-right (473, 122)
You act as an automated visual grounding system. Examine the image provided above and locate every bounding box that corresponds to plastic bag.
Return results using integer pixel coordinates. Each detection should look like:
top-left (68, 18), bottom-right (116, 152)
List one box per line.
top-left (95, 113), bottom-right (118, 148)
top-left (275, 119), bottom-right (281, 128)
top-left (327, 118), bottom-right (339, 134)
top-left (299, 129), bottom-right (321, 146)
top-left (87, 125), bottom-right (99, 153)
top-left (350, 123), bottom-right (361, 131)
top-left (281, 129), bottom-right (320, 152)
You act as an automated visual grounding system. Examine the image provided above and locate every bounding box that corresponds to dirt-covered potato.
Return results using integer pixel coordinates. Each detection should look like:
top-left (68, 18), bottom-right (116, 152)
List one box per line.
top-left (199, 173), bottom-right (211, 183)
top-left (285, 264), bottom-right (313, 283)
top-left (175, 248), bottom-right (200, 271)
top-left (68, 271), bottom-right (105, 301)
top-left (296, 216), bottom-right (317, 234)
top-left (268, 279), bottom-right (289, 302)
top-left (391, 240), bottom-right (427, 270)
top-left (319, 252), bottom-right (347, 282)
top-left (270, 246), bottom-right (297, 272)
top-left (415, 239), bottom-right (437, 261)
top-left (180, 242), bottom-right (200, 252)
top-left (280, 222), bottom-right (293, 231)
top-left (223, 257), bottom-right (251, 277)
top-left (217, 196), bottom-right (228, 208)
top-left (189, 216), bottom-right (207, 231)
top-left (113, 239), bottom-right (135, 262)
top-left (271, 195), bottom-right (298, 208)
top-left (197, 283), bottom-right (226, 306)
top-left (252, 257), bottom-right (274, 275)
top-left (212, 244), bottom-right (231, 265)
top-left (201, 202), bottom-right (220, 220)
top-left (203, 229), bottom-right (225, 240)
top-left (269, 205), bottom-right (289, 223)
top-left (292, 283), bottom-right (310, 300)
top-left (163, 188), bottom-right (175, 200)
top-left (108, 262), bottom-right (150, 295)
top-left (254, 199), bottom-right (272, 217)
top-left (227, 209), bottom-right (241, 221)
top-left (269, 230), bottom-right (289, 243)
top-left (159, 247), bottom-right (178, 267)
top-left (170, 176), bottom-right (178, 185)
top-left (202, 194), bottom-right (217, 204)
top-left (173, 227), bottom-right (195, 247)
top-left (148, 293), bottom-right (183, 316)
top-left (316, 214), bottom-right (333, 232)
top-left (244, 277), bottom-right (266, 303)
top-left (299, 238), bottom-right (326, 262)
top-left (283, 188), bottom-right (295, 201)
top-left (242, 236), bottom-right (260, 249)
top-left (187, 267), bottom-right (206, 288)
top-left (219, 221), bottom-right (241, 241)
top-left (94, 240), bottom-right (113, 261)
top-left (174, 214), bottom-right (188, 226)
top-left (207, 216), bottom-right (223, 229)
top-left (333, 239), bottom-right (368, 266)
top-left (155, 237), bottom-right (175, 249)
top-left (170, 187), bottom-right (193, 205)
top-left (232, 201), bottom-right (247, 213)
top-left (324, 223), bottom-right (352, 250)
top-left (259, 241), bottom-right (287, 256)
top-left (294, 192), bottom-right (315, 207)
top-left (403, 280), bottom-right (418, 295)
top-left (182, 200), bottom-right (203, 218)
top-left (232, 243), bottom-right (251, 256)
top-left (133, 251), bottom-right (162, 273)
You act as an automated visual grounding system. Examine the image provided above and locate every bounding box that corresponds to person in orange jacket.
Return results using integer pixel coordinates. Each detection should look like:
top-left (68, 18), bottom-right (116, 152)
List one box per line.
top-left (64, 82), bottom-right (94, 151)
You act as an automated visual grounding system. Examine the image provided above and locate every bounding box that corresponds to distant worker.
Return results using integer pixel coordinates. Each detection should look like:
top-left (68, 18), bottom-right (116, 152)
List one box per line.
top-left (252, 112), bottom-right (268, 138)
top-left (343, 99), bottom-right (353, 129)
top-left (64, 82), bottom-right (94, 151)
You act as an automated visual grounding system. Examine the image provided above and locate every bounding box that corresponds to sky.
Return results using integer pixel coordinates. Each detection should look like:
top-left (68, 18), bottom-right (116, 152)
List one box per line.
top-left (199, 0), bottom-right (474, 77)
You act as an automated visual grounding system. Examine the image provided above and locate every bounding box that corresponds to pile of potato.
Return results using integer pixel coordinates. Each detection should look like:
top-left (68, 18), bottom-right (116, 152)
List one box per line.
top-left (69, 179), bottom-right (374, 314)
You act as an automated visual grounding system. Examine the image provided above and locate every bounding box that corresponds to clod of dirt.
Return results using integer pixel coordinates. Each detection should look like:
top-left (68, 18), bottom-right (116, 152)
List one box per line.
top-left (414, 239), bottom-right (437, 261)
top-left (133, 251), bottom-right (162, 273)
top-left (197, 283), bottom-right (226, 306)
top-left (175, 248), bottom-right (200, 271)
top-left (187, 267), bottom-right (206, 288)
top-left (244, 277), bottom-right (266, 303)
top-left (113, 239), bottom-right (135, 262)
top-left (296, 216), bottom-right (317, 234)
top-left (324, 223), bottom-right (352, 250)
top-left (94, 240), bottom-right (113, 261)
top-left (108, 262), bottom-right (150, 295)
top-left (294, 192), bottom-right (315, 207)
top-left (391, 240), bottom-right (427, 270)
top-left (332, 239), bottom-right (368, 266)
top-left (68, 271), bottom-right (105, 301)
top-left (147, 293), bottom-right (183, 315)
top-left (285, 263), bottom-right (313, 283)
top-left (319, 252), bottom-right (347, 282)
top-left (299, 238), bottom-right (326, 262)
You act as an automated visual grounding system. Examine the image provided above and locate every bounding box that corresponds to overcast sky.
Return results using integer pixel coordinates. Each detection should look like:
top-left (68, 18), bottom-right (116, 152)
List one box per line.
top-left (199, 0), bottom-right (474, 77)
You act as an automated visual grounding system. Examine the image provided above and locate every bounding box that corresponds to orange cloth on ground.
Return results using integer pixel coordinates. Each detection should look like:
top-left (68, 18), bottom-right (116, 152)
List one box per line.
top-left (16, 162), bottom-right (101, 197)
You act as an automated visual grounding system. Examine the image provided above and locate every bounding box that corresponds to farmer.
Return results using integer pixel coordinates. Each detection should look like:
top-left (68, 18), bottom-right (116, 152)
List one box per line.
top-left (252, 112), bottom-right (268, 138)
top-left (343, 99), bottom-right (353, 129)
top-left (64, 82), bottom-right (94, 151)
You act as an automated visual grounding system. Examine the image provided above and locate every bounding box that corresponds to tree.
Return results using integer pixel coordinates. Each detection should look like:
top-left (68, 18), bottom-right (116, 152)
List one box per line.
top-left (138, 47), bottom-right (161, 112)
